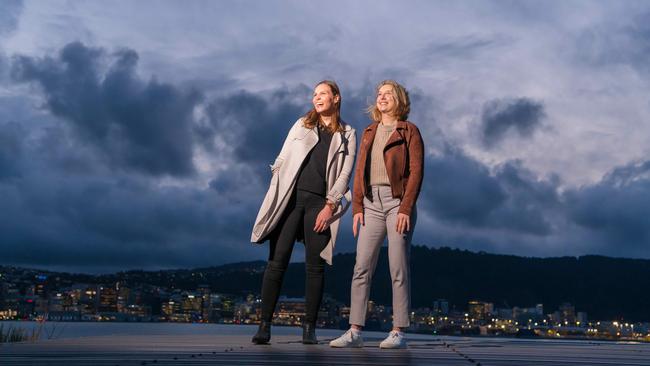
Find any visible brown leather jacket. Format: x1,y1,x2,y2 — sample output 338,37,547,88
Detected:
352,120,424,216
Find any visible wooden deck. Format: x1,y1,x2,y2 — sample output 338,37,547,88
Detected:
2,329,650,365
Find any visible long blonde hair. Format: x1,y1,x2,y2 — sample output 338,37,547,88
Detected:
302,80,344,133
367,80,410,122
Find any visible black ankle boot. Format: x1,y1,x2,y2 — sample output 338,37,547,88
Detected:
252,321,271,344
302,323,318,344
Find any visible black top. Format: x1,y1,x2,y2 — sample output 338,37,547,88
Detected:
296,126,334,196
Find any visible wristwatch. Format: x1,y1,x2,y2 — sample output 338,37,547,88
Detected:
325,200,337,211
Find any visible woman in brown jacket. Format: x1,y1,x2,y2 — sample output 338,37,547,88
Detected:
330,80,424,349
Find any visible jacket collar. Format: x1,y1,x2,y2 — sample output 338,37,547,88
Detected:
364,121,407,148
365,120,407,132
304,120,352,134
302,120,351,148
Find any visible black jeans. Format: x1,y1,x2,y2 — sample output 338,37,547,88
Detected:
260,189,330,325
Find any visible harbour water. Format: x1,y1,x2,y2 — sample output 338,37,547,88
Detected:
2,321,639,345
0,321,299,341
1,321,439,342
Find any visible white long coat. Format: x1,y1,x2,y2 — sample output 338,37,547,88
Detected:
250,118,356,265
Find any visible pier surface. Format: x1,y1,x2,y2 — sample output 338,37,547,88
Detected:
1,326,649,365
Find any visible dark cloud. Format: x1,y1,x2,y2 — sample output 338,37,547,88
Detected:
0,42,267,273
480,97,545,147
420,146,559,236
203,82,377,185
489,160,560,235
205,86,308,180
4,38,650,272
0,74,441,272
422,146,506,226
34,126,101,175
0,172,257,273
10,41,202,177
418,145,650,258
0,75,339,272
566,160,650,256
0,121,26,179
4,48,373,272
0,114,258,272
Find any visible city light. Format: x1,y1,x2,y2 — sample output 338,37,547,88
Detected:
1,268,649,342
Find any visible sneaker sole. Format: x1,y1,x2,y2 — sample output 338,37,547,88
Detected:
329,343,363,348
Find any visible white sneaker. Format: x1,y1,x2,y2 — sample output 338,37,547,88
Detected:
379,330,407,349
329,329,364,348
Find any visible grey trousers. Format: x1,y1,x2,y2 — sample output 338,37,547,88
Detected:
349,185,416,328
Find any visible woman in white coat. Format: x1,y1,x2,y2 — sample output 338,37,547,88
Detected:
250,80,356,345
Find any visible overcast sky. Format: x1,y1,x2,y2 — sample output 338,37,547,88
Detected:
1,0,649,273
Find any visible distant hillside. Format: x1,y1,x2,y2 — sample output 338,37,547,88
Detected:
324,246,650,322
3,246,650,321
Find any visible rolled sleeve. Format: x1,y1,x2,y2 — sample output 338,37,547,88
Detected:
398,124,424,216
326,129,356,206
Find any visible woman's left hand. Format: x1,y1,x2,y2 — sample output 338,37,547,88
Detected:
396,213,410,234
314,204,334,232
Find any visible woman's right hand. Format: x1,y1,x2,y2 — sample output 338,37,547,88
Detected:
352,212,364,238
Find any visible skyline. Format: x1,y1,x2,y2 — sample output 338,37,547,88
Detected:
1,249,647,324
1,1,650,272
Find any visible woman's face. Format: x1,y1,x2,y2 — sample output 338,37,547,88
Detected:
312,83,338,115
376,84,398,116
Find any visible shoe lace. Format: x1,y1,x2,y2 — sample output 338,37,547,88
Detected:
347,329,355,340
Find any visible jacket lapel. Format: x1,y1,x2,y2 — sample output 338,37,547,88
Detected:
384,120,406,149
327,130,344,170
302,126,319,151
364,123,379,149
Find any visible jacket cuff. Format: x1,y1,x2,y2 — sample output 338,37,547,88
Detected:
352,202,363,215
326,190,343,204
398,204,413,216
